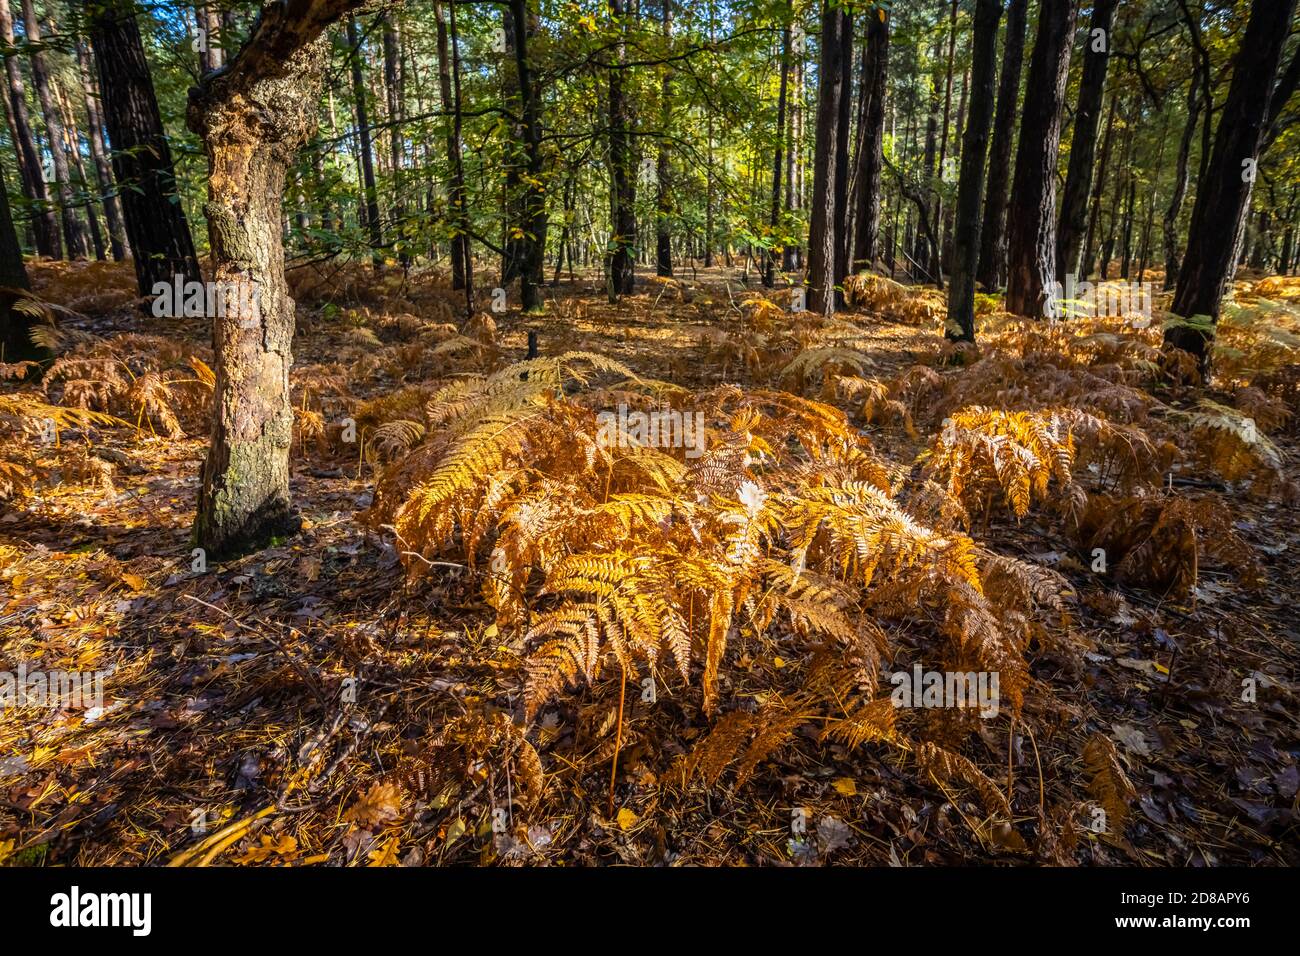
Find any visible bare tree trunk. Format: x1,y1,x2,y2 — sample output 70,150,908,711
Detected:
0,165,42,363
806,1,850,316
782,24,802,273
346,17,382,263
763,14,790,288
1163,77,1200,290
1004,0,1076,317
21,0,88,259
190,0,366,559
850,7,887,276
76,38,127,261
655,0,674,278
607,0,635,300
508,0,546,311
87,0,201,296
434,0,470,295
1057,0,1116,279
0,0,57,258
946,0,1001,343
975,0,1026,291
1166,0,1298,371
382,13,408,266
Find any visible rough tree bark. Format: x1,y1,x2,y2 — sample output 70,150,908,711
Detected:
806,1,850,316
975,0,1027,291
946,0,1001,343
0,0,58,258
1165,0,1298,371
1004,0,1076,318
508,0,545,311
0,165,42,364
87,0,200,296
850,6,887,276
189,0,365,558
1056,0,1116,280
434,0,470,295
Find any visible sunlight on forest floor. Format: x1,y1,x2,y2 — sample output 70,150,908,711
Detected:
1,258,1298,866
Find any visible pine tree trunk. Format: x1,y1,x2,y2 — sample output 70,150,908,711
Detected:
508,0,546,311
850,8,887,276
382,13,407,266
1057,0,1116,279
607,0,635,300
655,0,674,279
946,0,1001,343
0,0,58,258
975,0,1026,291
1004,0,1076,317
190,0,364,559
1163,77,1200,290
346,17,383,263
0,165,42,364
806,1,850,316
76,38,128,261
1166,0,1298,370
87,0,201,296
763,16,790,289
434,0,470,295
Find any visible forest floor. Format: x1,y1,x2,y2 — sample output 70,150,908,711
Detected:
1,257,1297,866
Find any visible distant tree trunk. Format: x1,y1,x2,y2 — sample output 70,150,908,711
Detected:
346,17,382,263
508,0,545,311
763,15,790,289
1166,0,1297,371
832,11,853,291
1082,96,1117,279
656,0,674,278
946,0,1001,343
1119,173,1136,279
1056,0,1116,279
382,13,407,266
190,0,365,559
0,0,57,258
434,0,470,295
0,166,42,363
806,1,850,316
850,7,888,276
21,0,89,259
87,0,201,296
1004,0,1076,318
57,79,105,260
76,38,127,261
1163,77,1200,290
783,31,803,273
607,0,635,300
975,0,1026,291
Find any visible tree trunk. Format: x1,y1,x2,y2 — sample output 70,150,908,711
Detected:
1163,77,1200,290
382,13,407,266
0,165,42,364
806,1,850,316
656,0,674,278
850,7,887,276
56,77,105,260
508,0,546,311
21,0,88,259
346,17,382,263
607,0,635,300
1056,0,1116,280
975,0,1026,291
87,0,201,296
434,0,470,296
1082,95,1118,279
76,38,128,261
1004,0,1076,318
0,0,57,258
1166,0,1298,370
763,15,790,288
782,24,803,273
946,0,1001,343
189,0,365,559
832,10,853,291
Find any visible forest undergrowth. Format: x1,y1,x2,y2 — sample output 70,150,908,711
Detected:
1,258,1297,866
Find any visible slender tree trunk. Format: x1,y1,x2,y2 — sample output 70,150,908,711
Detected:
975,0,1026,291
346,17,382,263
508,0,546,311
76,38,127,261
21,0,88,259
1166,0,1298,370
656,0,674,278
607,0,635,299
434,0,470,294
382,13,407,266
57,80,105,260
806,1,850,316
87,0,201,296
1163,77,1200,290
190,0,365,559
946,0,1001,343
832,7,853,295
1057,0,1116,279
0,165,42,363
850,7,887,276
0,0,57,258
763,15,790,288
1004,0,1076,317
